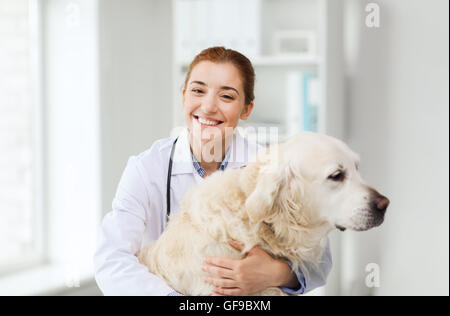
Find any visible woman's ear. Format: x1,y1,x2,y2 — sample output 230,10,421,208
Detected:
240,102,254,121
181,88,186,108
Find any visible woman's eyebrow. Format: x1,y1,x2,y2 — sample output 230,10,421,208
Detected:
190,81,239,95
220,86,239,95
190,80,206,86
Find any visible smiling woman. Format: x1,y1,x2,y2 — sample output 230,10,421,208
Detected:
183,60,254,174
181,48,256,173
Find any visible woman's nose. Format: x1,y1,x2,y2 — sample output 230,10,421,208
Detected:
201,94,218,113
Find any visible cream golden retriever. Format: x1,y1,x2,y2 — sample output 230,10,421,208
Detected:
138,132,389,295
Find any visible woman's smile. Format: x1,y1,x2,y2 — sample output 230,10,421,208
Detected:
193,115,224,127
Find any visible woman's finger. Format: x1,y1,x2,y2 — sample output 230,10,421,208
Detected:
204,276,238,288
228,239,245,252
213,287,243,296
202,263,235,279
204,256,239,270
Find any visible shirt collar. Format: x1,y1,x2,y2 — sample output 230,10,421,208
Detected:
171,127,255,175
191,147,230,177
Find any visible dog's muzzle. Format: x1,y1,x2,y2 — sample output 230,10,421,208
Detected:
337,192,390,232
361,193,390,230
370,194,389,219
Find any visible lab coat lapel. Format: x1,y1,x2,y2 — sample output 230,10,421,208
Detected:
171,127,262,174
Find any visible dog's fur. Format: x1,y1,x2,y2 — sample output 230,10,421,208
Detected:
138,132,389,295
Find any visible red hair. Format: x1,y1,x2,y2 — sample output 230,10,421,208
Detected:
184,47,255,105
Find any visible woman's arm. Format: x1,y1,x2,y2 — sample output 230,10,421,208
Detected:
94,209,176,295
299,237,333,293
93,156,176,296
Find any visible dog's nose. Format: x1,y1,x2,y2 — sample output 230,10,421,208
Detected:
375,196,390,212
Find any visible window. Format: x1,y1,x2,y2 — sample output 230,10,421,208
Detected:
0,0,43,272
0,0,100,294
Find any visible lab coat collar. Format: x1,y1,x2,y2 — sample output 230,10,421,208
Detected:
171,127,249,175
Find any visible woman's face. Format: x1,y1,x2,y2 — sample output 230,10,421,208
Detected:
182,61,254,149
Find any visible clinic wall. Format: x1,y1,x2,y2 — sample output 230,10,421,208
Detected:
343,0,449,295
98,0,173,216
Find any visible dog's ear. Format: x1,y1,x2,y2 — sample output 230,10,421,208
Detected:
245,147,297,223
245,163,282,223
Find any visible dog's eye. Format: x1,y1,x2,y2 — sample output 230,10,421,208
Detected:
328,170,346,182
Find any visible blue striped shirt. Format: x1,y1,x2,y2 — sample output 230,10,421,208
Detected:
191,149,231,177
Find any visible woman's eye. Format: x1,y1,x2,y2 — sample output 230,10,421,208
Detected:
192,89,203,94
328,170,346,182
222,95,234,100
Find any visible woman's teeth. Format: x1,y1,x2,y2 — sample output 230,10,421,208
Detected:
196,116,222,126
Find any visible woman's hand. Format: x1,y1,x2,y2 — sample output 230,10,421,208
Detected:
202,240,299,296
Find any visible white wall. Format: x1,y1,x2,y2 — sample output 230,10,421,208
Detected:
98,0,173,216
343,0,449,295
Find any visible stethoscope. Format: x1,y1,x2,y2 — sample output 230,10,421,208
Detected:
166,137,179,220
166,135,246,220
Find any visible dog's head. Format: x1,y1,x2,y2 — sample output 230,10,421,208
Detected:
245,132,389,232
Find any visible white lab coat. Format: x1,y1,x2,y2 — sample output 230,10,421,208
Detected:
94,127,331,295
